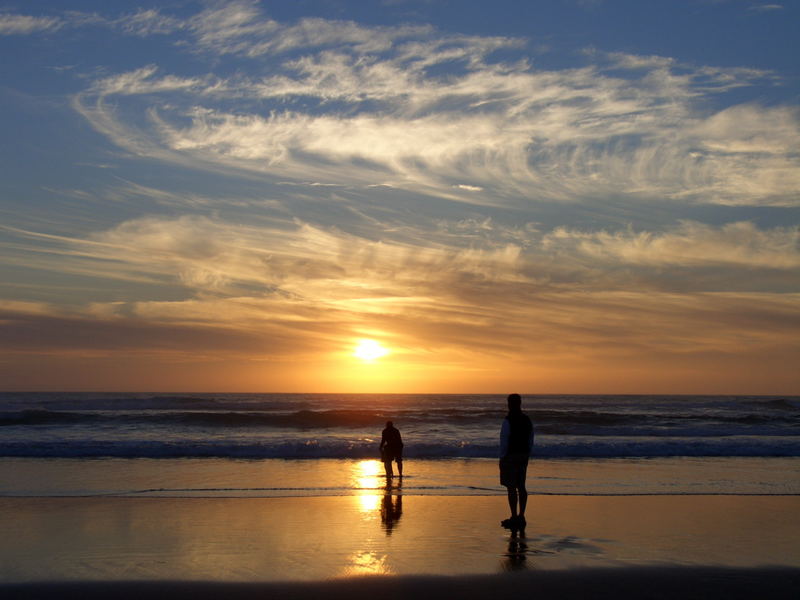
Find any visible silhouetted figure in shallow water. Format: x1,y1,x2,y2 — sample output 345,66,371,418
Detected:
499,393,533,530
380,420,403,479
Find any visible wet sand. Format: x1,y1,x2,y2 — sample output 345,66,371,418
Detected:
2,494,799,585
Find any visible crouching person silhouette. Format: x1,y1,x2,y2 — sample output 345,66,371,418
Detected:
380,420,403,479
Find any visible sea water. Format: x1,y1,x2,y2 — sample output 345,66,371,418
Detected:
1,392,798,497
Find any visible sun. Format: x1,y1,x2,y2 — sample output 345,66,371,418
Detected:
353,339,389,361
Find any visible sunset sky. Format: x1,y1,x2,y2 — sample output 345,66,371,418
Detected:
1,0,798,393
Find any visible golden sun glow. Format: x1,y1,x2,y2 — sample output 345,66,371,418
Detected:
353,339,389,361
353,460,382,489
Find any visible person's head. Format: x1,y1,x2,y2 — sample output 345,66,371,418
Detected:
507,393,522,412
386,420,393,428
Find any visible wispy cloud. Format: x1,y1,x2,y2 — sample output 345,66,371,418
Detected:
0,7,184,38
0,13,63,35
187,0,437,57
748,4,783,12
89,65,207,96
543,221,800,270
69,4,797,208
115,8,183,37
2,215,797,363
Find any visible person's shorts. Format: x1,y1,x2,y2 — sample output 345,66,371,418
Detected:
499,453,529,488
382,447,403,462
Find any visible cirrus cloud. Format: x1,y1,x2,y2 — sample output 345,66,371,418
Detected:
0,13,63,35
71,3,797,208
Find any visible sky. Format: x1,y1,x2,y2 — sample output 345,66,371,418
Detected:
0,0,798,394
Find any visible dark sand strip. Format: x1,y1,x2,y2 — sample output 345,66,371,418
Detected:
4,567,800,600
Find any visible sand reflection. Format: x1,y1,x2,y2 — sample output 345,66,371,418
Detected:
380,485,403,535
342,461,396,577
501,529,529,572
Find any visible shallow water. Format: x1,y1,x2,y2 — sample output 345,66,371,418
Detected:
1,456,798,497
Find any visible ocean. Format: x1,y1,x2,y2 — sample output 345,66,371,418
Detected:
2,393,799,497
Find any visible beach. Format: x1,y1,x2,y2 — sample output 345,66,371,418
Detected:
2,393,799,596
2,493,800,597
3,493,800,579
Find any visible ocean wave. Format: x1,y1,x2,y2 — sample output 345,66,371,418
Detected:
2,407,797,430
759,398,800,411
0,409,392,428
2,437,799,459
535,424,798,437
2,394,798,461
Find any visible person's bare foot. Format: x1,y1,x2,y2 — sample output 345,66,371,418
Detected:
501,515,526,529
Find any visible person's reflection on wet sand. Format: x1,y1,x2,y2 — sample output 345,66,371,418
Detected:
380,480,403,535
501,526,529,571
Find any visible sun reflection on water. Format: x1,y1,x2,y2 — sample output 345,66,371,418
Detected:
353,459,383,512
353,459,382,489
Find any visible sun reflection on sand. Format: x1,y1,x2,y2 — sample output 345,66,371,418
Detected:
358,494,381,512
341,550,392,576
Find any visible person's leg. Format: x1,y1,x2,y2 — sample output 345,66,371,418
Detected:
517,461,529,519
384,459,393,478
506,486,518,518
518,485,528,517
397,457,403,477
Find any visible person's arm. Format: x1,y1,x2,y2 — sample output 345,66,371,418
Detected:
380,430,386,450
499,418,509,458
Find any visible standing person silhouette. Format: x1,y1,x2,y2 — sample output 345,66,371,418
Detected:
380,420,403,479
499,393,533,529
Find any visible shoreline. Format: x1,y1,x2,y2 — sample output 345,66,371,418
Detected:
3,456,798,497
4,492,800,499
